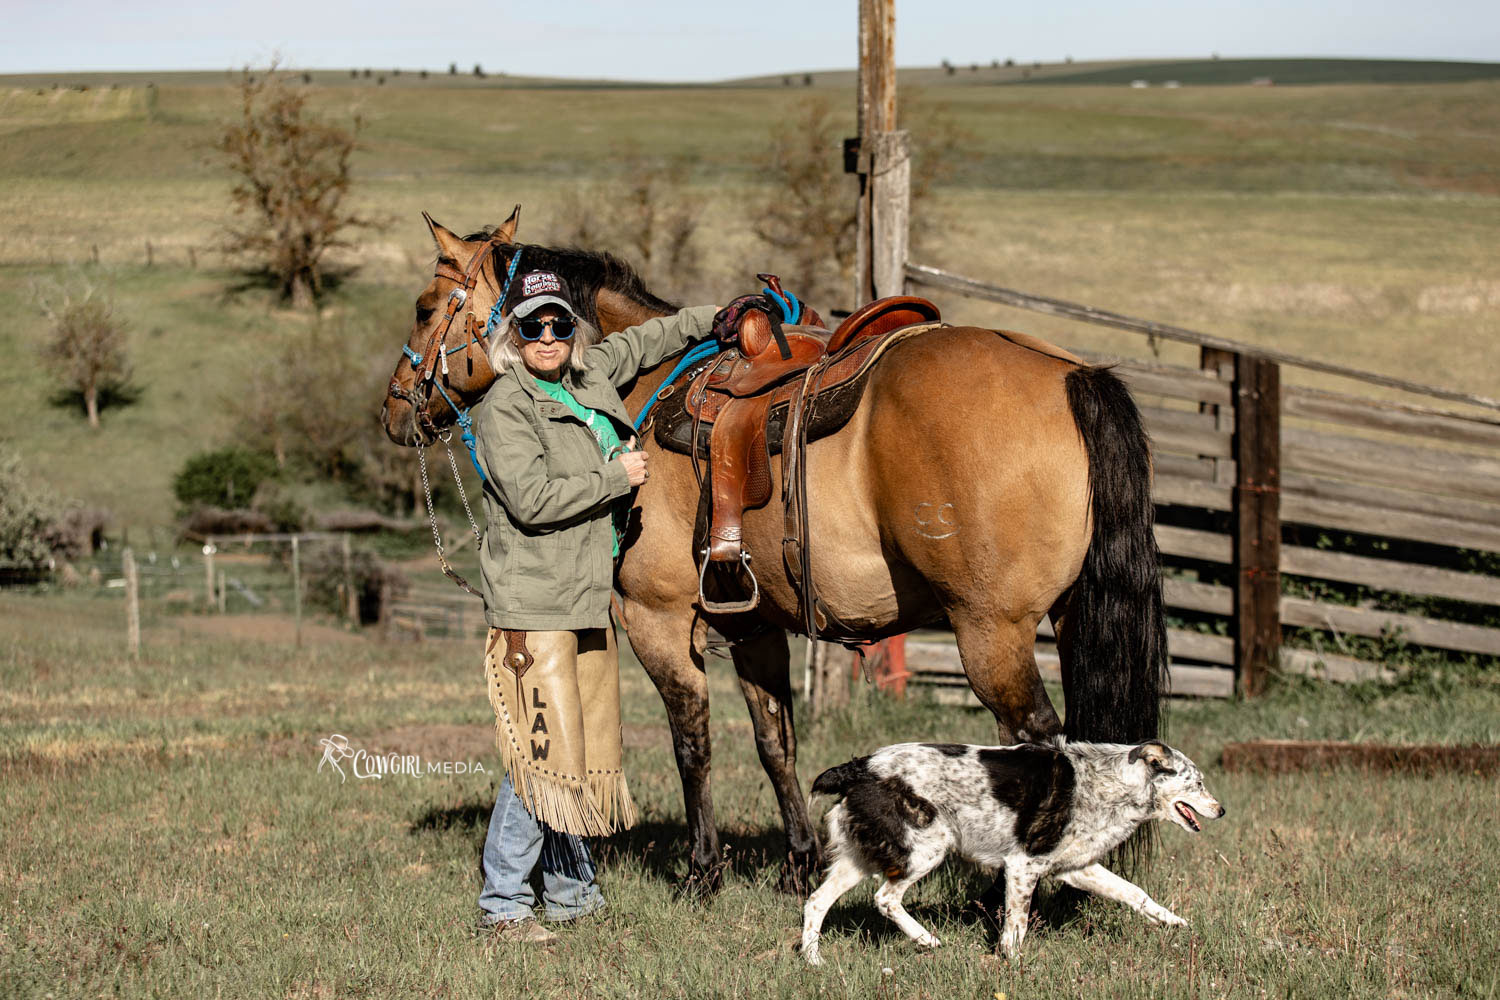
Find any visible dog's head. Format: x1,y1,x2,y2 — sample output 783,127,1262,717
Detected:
1128,742,1225,834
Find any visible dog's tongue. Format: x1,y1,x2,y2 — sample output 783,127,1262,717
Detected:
1175,802,1201,831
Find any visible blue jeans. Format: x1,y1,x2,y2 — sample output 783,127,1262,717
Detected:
478,774,605,924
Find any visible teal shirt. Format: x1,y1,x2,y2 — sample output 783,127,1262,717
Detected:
534,375,629,556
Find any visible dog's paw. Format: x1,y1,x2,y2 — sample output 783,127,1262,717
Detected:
916,932,941,950
1151,909,1188,927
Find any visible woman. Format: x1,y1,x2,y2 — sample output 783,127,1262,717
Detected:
472,268,722,944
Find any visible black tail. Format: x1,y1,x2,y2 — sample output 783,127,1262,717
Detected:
810,757,872,798
1061,366,1169,745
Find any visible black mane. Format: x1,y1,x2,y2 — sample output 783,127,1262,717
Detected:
459,231,680,329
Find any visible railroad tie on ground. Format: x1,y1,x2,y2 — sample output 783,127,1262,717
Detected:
1221,739,1500,776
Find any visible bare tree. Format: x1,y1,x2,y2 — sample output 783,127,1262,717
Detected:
751,98,858,310
216,65,375,307
746,94,974,313
35,275,132,429
553,144,707,300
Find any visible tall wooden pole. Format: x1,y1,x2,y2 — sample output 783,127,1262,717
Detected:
852,0,910,305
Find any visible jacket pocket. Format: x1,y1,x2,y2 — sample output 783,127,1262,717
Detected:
501,532,575,612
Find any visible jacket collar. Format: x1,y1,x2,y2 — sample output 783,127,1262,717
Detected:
500,363,632,427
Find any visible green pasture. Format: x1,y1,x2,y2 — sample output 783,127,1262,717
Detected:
3,590,1498,998
1,71,1499,531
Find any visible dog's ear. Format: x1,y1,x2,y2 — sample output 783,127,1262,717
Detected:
1128,741,1176,774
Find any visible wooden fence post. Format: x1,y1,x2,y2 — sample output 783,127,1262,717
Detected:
123,547,140,658
341,533,357,624
203,538,216,607
1232,354,1281,697
291,535,303,648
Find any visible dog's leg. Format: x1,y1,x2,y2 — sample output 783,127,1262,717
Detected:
1000,859,1043,959
871,835,948,951
1058,863,1187,927
800,854,866,966
873,878,939,951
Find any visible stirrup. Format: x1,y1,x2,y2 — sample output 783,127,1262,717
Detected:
697,547,760,614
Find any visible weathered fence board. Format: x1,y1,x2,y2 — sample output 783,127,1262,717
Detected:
1282,470,1500,526
1280,597,1500,657
1283,426,1500,505
1283,385,1500,450
1280,545,1500,606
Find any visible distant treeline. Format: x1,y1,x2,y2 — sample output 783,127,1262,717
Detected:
1012,58,1500,87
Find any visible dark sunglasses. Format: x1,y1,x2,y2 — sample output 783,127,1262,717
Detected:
516,317,577,341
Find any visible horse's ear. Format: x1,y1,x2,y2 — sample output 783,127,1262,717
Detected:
422,211,467,259
495,204,521,244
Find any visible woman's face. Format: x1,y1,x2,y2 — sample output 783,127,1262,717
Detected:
517,305,574,380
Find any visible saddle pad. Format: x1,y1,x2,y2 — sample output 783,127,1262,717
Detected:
651,322,944,459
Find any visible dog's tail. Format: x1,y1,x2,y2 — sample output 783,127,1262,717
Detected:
808,757,871,805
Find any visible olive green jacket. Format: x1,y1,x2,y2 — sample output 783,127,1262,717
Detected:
474,305,717,630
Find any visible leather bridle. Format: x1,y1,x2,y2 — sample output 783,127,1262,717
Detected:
388,236,522,442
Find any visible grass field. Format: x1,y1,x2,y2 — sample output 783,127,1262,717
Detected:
2,68,1498,531
3,591,1499,998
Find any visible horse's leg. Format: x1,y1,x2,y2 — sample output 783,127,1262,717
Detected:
949,611,1061,744
727,628,821,895
624,600,723,896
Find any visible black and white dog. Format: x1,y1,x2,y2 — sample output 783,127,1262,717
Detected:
800,739,1224,965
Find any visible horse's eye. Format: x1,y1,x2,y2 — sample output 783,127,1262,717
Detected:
416,306,435,324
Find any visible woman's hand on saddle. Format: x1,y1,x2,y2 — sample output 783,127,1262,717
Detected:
617,437,649,487
710,294,779,345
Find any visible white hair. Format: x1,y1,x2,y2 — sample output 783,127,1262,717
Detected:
486,313,601,377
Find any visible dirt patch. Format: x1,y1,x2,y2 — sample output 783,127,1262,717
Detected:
168,613,365,645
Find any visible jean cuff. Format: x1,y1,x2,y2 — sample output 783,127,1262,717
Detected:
478,906,535,926
541,896,606,923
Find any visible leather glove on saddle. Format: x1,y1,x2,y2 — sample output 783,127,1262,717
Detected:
711,294,791,360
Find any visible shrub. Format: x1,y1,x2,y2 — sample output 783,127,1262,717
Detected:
0,449,60,569
174,447,277,510
301,541,408,624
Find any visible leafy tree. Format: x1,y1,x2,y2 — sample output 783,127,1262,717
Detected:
34,274,134,428
216,65,376,307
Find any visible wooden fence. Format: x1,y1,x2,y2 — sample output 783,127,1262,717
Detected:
903,263,1500,701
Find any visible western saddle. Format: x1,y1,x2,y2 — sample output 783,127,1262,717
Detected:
647,278,943,633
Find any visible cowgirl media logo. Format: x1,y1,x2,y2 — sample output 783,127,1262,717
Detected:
317,734,488,783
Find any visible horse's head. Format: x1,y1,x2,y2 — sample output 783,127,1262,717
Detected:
381,207,521,446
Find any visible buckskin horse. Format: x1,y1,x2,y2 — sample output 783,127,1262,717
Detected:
382,209,1167,893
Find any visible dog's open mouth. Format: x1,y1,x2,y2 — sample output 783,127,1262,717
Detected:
1174,802,1202,832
